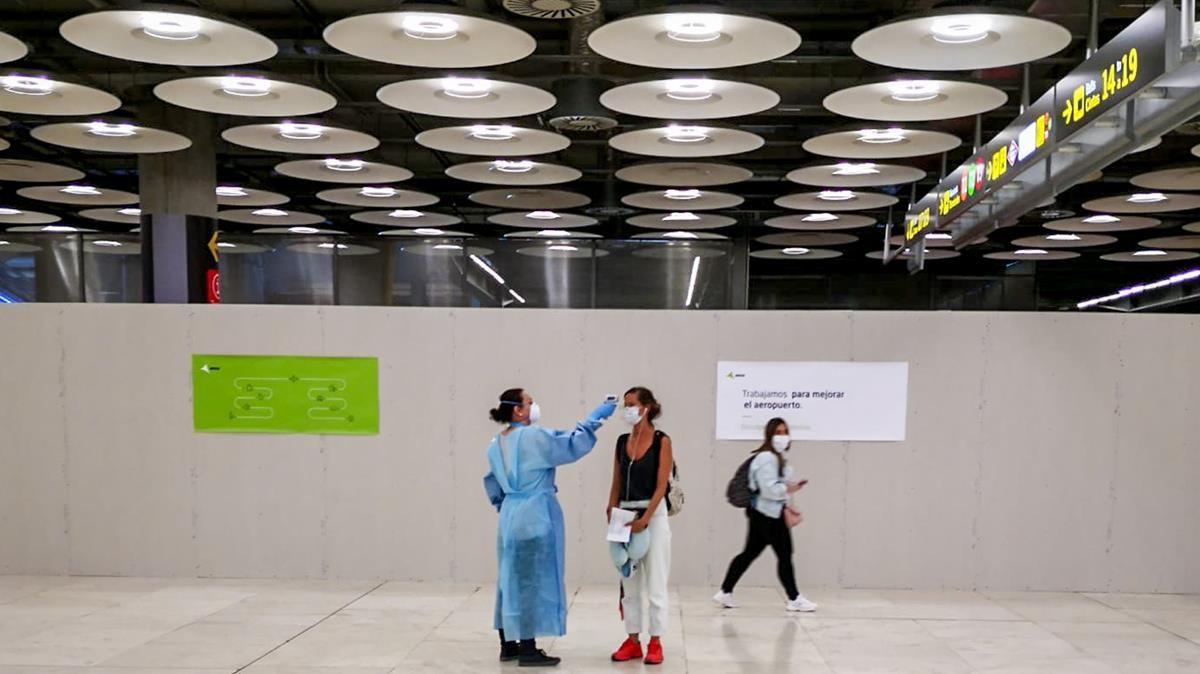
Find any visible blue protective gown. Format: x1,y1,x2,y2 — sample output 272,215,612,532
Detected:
483,419,601,640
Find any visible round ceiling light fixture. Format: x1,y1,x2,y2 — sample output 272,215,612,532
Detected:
470,125,516,141
662,231,700,239
360,186,397,198
413,227,446,236
139,12,204,41
389,210,423,219
858,128,906,144
888,79,940,102
781,247,810,256
2,75,53,96
802,213,839,222
664,13,724,43
665,78,715,101
833,163,880,176
493,159,535,173
664,125,710,143
86,121,137,138
818,190,855,201
278,122,324,140
117,207,142,216
401,14,460,40
1133,249,1168,257
663,211,701,222
60,185,101,196
526,211,561,220
929,15,992,44
252,208,288,217
442,77,492,99
324,158,365,172
1046,233,1082,241
1082,215,1121,224
289,226,320,234
664,189,702,200
1127,192,1167,204
220,76,271,97
1014,248,1048,255
216,186,247,197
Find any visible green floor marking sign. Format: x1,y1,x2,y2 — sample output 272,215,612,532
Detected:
193,355,379,435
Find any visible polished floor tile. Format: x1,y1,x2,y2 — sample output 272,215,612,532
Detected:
0,577,1196,673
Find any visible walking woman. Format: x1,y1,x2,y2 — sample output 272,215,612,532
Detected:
483,388,616,667
608,387,673,666
713,417,818,613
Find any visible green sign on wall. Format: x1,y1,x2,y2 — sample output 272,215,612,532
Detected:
192,355,379,435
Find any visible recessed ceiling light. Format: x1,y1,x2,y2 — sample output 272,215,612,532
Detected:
42,225,79,232
413,228,445,236
217,242,237,249
1,75,54,96
442,77,492,99
86,122,137,138
665,78,715,101
278,122,324,140
1047,233,1081,241
857,128,906,144
139,12,203,41
547,244,578,252
663,212,701,221
802,213,839,222
324,158,364,172
927,232,953,240
1127,192,1167,204
216,186,247,198
664,189,702,200
832,163,879,176
60,185,100,196
1082,214,1121,224
220,77,271,97
401,14,459,40
526,211,560,220
818,190,855,201
1014,248,1048,255
1133,249,1168,256
117,207,142,216
289,226,319,234
470,125,516,141
664,13,724,43
389,210,423,218
888,80,940,102
664,125,709,143
435,243,463,250
252,208,288,217
662,231,700,239
536,229,571,237
318,242,349,249
929,15,992,44
0,208,22,216
493,160,534,173
781,247,810,256
93,240,123,247
0,241,9,245
360,186,397,198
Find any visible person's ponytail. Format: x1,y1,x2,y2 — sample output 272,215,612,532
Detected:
489,388,524,424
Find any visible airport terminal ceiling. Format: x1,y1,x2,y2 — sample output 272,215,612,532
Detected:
1,0,1198,310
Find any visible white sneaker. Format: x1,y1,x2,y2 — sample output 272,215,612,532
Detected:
786,595,818,612
711,590,737,608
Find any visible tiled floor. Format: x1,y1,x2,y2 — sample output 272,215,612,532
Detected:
1,576,1198,673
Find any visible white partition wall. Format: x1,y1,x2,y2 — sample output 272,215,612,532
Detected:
1,305,1197,593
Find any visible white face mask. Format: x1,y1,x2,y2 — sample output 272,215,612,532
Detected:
771,435,791,452
527,402,541,425
622,406,643,426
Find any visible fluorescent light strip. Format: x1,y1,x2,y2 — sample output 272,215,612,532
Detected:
684,255,700,307
470,254,506,285
1077,268,1200,309
509,288,526,304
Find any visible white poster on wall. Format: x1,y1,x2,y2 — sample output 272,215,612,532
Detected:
716,361,909,441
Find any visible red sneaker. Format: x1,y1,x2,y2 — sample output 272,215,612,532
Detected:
611,637,643,662
644,639,663,665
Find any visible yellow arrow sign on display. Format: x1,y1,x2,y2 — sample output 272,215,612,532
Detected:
207,231,220,263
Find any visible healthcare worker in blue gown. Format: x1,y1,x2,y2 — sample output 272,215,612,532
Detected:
484,387,616,668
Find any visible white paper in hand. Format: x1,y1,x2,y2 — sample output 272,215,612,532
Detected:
606,507,636,543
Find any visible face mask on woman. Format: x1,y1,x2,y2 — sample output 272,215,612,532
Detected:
622,406,643,426
771,434,791,452
527,402,541,425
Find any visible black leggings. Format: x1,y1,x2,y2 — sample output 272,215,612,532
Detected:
720,508,799,601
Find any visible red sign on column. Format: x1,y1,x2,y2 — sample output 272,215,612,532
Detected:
206,269,221,304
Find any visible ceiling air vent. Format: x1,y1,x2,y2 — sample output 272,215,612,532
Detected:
503,0,601,20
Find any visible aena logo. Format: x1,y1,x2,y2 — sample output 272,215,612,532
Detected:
725,371,746,380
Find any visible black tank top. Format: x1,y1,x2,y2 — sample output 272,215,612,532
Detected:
616,430,666,502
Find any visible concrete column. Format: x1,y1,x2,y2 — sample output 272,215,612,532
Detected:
137,103,219,303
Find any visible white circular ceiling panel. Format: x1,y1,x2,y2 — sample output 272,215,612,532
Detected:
1083,193,1200,214
610,125,763,158
824,80,1006,122
1043,215,1160,233
775,190,899,212
852,11,1072,71
469,188,590,210
324,8,535,68
751,248,843,261
786,162,925,188
1101,250,1199,262
445,160,580,186
0,208,60,225
984,250,1080,261
1011,233,1117,248
587,8,801,69
764,213,875,231
218,209,325,226
415,125,569,157
1138,235,1200,250
353,211,462,228
153,76,336,117
1130,167,1200,191
59,9,276,66
615,161,752,187
758,232,858,247
627,212,736,231
216,186,288,207
621,189,743,211
0,159,85,183
487,211,597,228
316,187,437,208
600,78,779,119
31,121,192,154
222,123,379,155
866,248,960,261
377,77,554,119
1,31,28,63
17,185,138,206
803,128,962,159
79,207,142,225
0,75,121,116
378,227,471,237
275,159,412,185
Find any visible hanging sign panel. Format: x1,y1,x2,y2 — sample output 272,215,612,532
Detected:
193,354,379,435
715,361,909,441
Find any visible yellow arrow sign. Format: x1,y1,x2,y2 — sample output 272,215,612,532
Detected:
207,231,219,263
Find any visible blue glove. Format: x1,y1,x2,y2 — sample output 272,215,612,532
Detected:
588,401,617,423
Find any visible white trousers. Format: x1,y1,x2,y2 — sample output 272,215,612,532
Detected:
621,507,671,636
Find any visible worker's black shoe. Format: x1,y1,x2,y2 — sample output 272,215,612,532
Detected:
518,649,561,667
